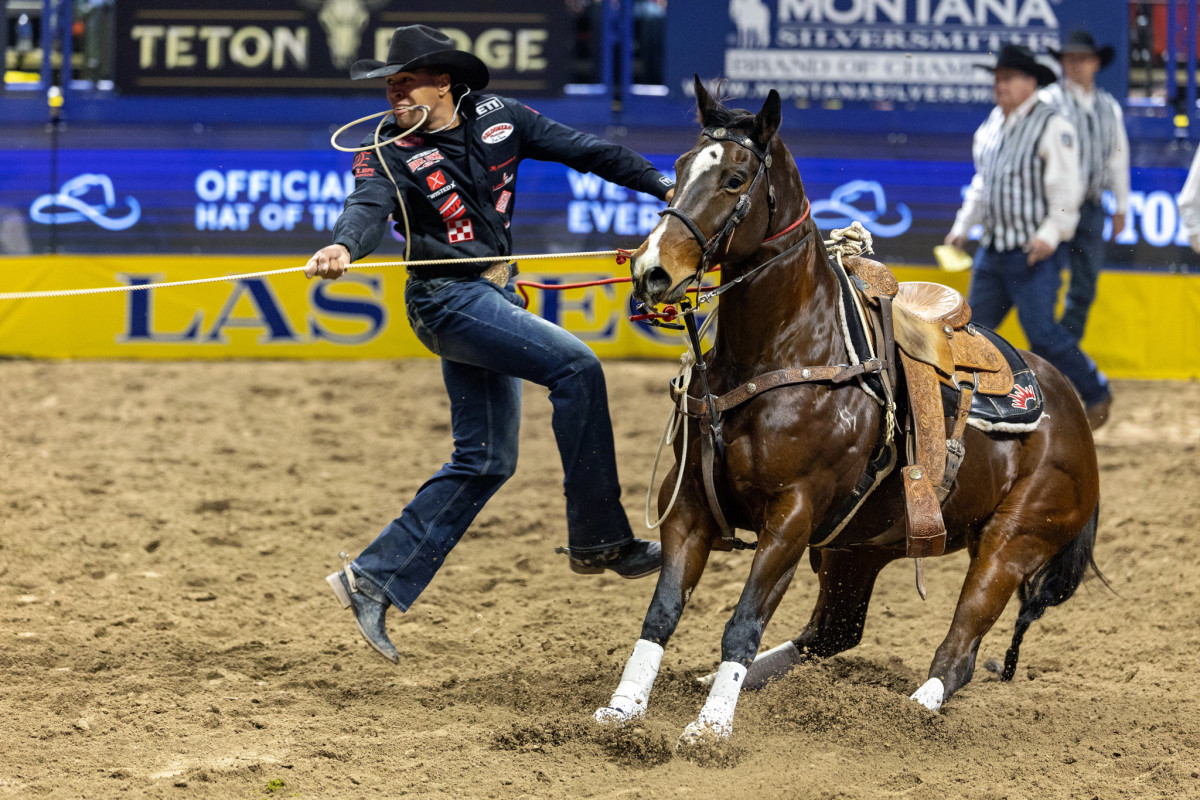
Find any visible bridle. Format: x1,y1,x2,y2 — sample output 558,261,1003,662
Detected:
659,125,780,278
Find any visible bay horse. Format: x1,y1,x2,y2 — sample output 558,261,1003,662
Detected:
594,78,1103,745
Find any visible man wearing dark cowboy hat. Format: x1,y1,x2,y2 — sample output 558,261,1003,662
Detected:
307,24,675,663
945,43,1113,430
1040,29,1130,345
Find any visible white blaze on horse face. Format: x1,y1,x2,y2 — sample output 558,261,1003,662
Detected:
637,143,724,278
593,638,664,725
637,225,668,279
682,142,726,188
679,660,747,743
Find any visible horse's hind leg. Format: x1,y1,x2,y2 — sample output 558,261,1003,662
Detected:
912,517,1067,711
738,546,896,689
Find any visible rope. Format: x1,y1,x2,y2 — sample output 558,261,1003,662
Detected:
644,307,717,529
0,250,626,301
329,106,430,263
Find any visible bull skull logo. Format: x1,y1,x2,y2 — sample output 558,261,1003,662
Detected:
299,0,390,70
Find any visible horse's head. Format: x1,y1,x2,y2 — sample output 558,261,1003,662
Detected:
631,77,785,306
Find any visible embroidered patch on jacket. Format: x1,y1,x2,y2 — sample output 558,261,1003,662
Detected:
495,190,512,214
489,156,516,173
352,152,374,178
426,170,447,192
405,149,444,172
1008,384,1037,409
475,97,503,117
439,193,465,221
482,123,514,144
447,218,474,243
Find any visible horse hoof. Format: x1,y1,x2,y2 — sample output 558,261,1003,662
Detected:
677,720,729,748
593,705,641,726
910,677,945,711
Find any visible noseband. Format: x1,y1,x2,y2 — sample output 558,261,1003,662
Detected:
660,126,779,274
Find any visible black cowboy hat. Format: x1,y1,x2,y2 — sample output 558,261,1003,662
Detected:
1049,30,1116,70
349,24,489,89
979,43,1057,87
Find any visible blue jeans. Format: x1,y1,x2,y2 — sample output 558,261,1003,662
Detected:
1060,200,1106,341
968,245,1110,406
350,274,635,610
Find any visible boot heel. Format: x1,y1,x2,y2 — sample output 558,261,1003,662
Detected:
568,562,605,576
326,571,352,609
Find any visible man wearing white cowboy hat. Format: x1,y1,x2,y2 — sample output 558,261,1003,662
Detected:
308,24,676,664
945,43,1113,430
1039,29,1131,344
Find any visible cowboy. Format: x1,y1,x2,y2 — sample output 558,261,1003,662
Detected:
945,43,1113,430
308,25,674,663
1039,30,1131,343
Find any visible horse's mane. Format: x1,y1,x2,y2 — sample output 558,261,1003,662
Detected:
698,101,755,132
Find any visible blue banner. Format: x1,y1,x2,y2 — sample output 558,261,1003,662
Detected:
668,0,1128,107
0,139,1194,273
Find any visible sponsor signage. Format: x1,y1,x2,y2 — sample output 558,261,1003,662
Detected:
1,255,1196,380
668,0,1127,107
2,141,1197,272
114,0,569,94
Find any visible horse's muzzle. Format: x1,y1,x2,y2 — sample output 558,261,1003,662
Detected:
634,264,689,306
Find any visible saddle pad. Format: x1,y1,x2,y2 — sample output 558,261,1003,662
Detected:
940,326,1043,431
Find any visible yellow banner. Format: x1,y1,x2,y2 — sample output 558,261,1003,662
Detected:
0,255,1196,379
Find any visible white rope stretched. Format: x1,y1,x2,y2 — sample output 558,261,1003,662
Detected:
0,250,624,301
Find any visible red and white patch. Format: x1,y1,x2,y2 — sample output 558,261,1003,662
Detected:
392,135,424,148
1008,384,1037,409
405,148,444,172
495,190,512,214
439,193,465,221
426,170,447,192
446,218,474,243
481,123,514,144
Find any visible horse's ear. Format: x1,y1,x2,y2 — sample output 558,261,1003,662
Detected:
753,90,782,148
694,74,721,127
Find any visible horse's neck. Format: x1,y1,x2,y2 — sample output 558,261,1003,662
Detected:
712,222,846,377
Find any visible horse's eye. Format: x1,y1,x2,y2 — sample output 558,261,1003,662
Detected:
725,176,745,190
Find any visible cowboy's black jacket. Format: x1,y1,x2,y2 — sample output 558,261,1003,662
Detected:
332,94,674,276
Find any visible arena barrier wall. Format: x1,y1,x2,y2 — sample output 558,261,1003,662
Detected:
1,255,1197,380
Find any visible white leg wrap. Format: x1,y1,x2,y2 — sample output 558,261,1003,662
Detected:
698,640,800,688
593,639,664,725
681,661,747,742
910,677,945,711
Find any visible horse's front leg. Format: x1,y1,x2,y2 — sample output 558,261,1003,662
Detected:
594,486,718,725
680,500,810,743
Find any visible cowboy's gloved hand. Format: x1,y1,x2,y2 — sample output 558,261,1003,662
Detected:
306,244,351,280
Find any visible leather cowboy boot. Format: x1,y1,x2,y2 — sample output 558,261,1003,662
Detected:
327,566,400,664
559,538,663,579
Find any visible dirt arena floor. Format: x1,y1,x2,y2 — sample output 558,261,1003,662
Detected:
1,359,1198,799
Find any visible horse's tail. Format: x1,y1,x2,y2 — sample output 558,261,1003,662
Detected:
998,505,1109,681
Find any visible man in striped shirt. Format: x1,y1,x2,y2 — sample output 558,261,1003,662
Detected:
946,44,1113,430
1040,30,1130,343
